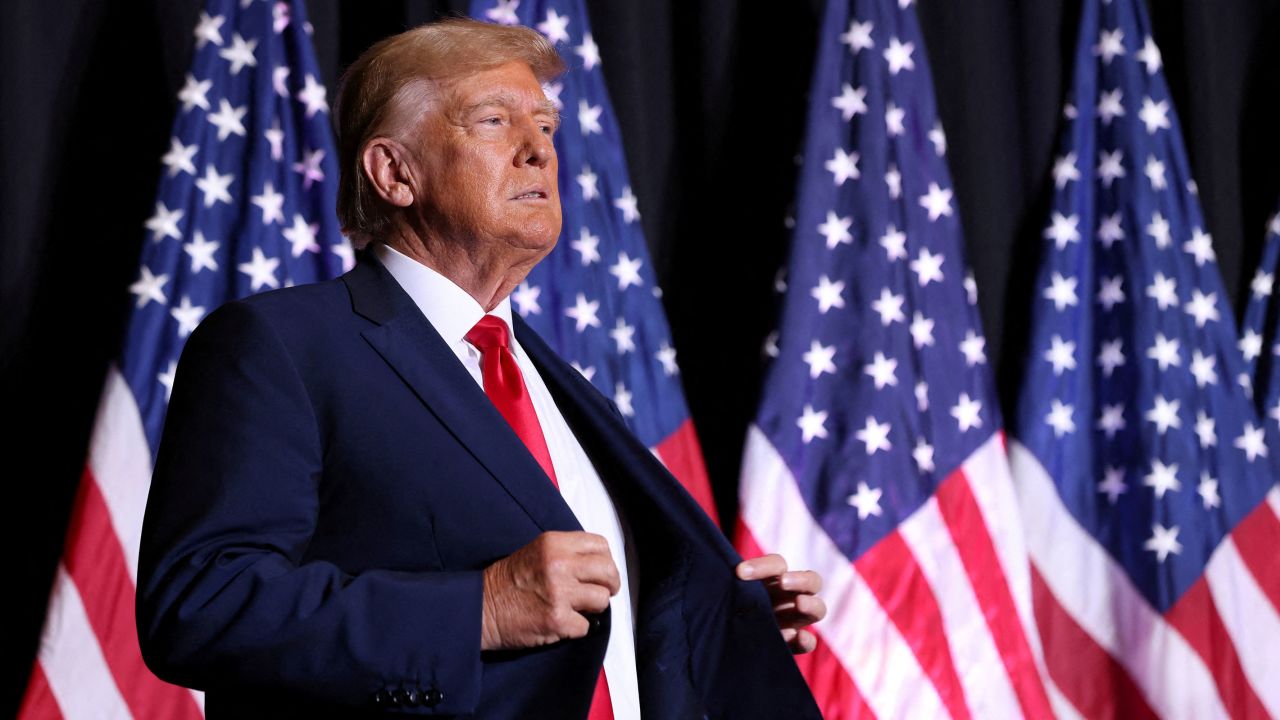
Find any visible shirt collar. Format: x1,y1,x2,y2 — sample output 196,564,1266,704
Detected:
373,241,516,349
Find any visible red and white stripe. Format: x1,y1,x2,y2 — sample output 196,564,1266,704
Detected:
738,427,1052,719
19,367,204,720
1010,441,1280,720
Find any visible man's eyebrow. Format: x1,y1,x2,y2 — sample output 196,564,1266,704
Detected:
459,92,561,128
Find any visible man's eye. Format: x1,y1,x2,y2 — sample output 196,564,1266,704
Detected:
482,116,503,126
540,125,554,135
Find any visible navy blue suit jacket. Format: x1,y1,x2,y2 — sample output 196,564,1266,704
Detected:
136,248,820,718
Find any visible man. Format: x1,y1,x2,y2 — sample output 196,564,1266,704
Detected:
137,18,824,719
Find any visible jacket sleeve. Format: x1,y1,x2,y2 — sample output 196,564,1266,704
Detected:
136,299,483,714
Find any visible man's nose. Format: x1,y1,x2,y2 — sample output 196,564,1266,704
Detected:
516,118,554,168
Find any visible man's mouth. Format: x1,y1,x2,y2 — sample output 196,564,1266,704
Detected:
512,189,548,200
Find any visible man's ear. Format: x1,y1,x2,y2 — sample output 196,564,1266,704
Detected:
360,138,415,208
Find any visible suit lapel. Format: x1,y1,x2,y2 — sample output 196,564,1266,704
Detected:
342,248,581,534
513,314,741,569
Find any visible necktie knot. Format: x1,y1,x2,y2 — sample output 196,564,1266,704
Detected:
465,314,511,351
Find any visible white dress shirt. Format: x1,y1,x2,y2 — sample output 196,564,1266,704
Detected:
374,242,641,719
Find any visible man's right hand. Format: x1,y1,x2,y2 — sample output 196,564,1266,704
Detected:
480,531,620,651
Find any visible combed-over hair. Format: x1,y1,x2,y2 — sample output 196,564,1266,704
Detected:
335,18,565,247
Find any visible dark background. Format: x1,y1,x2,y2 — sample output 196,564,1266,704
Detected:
3,0,1278,712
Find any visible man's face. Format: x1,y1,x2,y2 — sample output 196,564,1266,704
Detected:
406,61,562,258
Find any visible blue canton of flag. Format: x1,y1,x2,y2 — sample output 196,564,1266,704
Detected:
471,0,716,519
124,0,350,459
1010,0,1280,716
1240,207,1280,431
737,0,1051,717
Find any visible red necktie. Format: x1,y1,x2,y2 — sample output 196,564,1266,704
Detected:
465,315,614,720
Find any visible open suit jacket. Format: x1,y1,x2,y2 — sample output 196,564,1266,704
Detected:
136,248,821,719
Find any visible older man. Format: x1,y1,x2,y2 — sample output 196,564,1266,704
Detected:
138,18,823,719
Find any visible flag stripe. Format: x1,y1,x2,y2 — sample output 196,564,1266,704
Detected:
1203,536,1280,717
652,419,718,524
1230,487,1280,614
897,495,1022,719
957,434,1051,681
33,567,133,720
1030,564,1158,720
1043,676,1087,720
66,467,204,720
1164,577,1269,720
856,530,972,720
87,367,155,582
933,473,1055,719
736,524,878,720
739,426,946,719
1011,442,1229,719
16,662,65,720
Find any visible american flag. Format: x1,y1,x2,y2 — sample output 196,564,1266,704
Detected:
734,0,1053,716
1240,207,1280,433
18,1,349,717
471,0,718,522
1009,0,1280,716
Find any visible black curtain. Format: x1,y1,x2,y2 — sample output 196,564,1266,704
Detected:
3,0,1277,711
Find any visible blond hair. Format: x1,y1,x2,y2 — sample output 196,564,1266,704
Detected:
335,18,565,247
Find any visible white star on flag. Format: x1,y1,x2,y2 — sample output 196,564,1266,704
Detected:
513,282,541,316
811,275,846,313
802,340,837,379
832,83,868,120
883,37,915,74
207,99,247,140
184,231,220,273
146,202,184,242
1144,524,1182,562
536,9,571,44
918,183,953,221
130,266,169,308
565,293,601,331
161,138,198,177
195,165,234,208
194,12,225,49
613,187,640,223
825,148,860,185
864,352,898,389
847,482,884,520
237,247,280,291
818,211,853,249
608,252,644,291
571,227,601,265
855,416,893,454
839,19,874,54
296,74,328,117
219,33,258,75
950,393,983,432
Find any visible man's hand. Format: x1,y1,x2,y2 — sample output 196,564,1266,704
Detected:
736,554,826,654
481,531,621,651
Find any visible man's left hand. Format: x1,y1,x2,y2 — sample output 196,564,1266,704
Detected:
736,554,826,654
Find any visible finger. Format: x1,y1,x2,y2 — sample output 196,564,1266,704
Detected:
567,531,612,557
572,554,621,595
774,594,827,628
551,606,592,640
789,628,818,655
568,581,614,614
737,553,787,580
778,569,822,595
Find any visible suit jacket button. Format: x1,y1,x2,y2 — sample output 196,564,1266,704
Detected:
373,689,392,706
589,615,602,631
424,687,444,707
392,688,413,706
403,688,421,707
